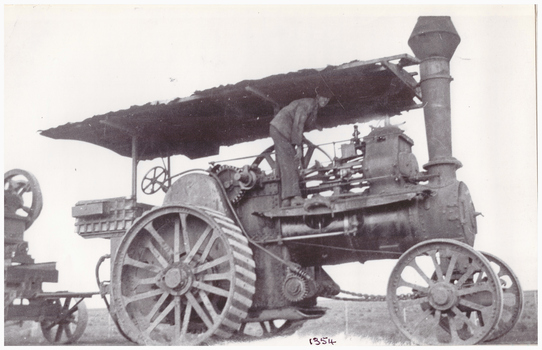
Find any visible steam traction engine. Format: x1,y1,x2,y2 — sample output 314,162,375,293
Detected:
40,17,523,345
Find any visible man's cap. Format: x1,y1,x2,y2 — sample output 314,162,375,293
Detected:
315,87,333,98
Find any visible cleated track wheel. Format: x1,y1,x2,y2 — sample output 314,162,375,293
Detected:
387,239,503,345
40,298,88,344
110,205,256,345
482,252,523,342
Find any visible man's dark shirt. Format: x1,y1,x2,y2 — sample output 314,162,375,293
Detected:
270,98,319,146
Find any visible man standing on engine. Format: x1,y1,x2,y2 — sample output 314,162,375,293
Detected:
270,91,331,207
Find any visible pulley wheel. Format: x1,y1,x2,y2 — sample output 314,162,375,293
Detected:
4,169,43,229
387,239,503,345
110,205,256,345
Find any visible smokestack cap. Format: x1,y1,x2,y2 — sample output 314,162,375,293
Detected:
408,16,460,60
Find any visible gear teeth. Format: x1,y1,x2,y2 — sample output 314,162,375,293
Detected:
282,274,309,302
212,164,246,204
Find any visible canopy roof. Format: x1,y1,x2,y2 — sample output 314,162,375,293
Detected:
40,54,421,161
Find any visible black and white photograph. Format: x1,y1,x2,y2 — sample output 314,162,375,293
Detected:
4,4,537,346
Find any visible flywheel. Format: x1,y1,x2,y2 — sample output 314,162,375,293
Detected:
110,205,256,345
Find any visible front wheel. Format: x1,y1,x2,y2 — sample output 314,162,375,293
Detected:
387,239,503,345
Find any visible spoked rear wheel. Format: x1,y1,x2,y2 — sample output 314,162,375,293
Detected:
481,251,523,342
110,206,256,345
387,239,503,345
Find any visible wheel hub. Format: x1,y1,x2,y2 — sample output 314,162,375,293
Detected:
160,263,193,295
428,282,457,310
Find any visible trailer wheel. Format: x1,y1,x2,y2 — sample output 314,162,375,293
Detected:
387,239,503,345
40,298,88,344
481,252,523,342
110,205,256,345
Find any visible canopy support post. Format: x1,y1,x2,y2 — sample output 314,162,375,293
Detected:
132,135,138,200
167,156,171,190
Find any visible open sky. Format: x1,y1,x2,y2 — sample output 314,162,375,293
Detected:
4,4,537,310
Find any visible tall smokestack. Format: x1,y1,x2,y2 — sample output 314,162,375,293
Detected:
408,16,462,184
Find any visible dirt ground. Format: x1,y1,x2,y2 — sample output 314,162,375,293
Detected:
4,290,537,346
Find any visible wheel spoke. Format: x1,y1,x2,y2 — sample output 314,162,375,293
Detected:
186,291,214,329
451,306,477,329
174,215,181,263
180,213,190,257
174,297,181,342
145,240,170,268
184,226,213,264
455,264,478,288
458,298,487,312
124,256,161,273
449,316,460,343
142,180,153,192
264,154,276,169
194,254,230,274
143,299,176,336
199,232,219,263
135,276,159,287
410,307,432,330
457,283,493,296
409,260,432,286
180,299,192,341
443,252,458,283
198,290,218,319
192,281,230,298
399,277,429,294
54,324,63,342
125,288,164,304
425,309,442,343
202,272,232,282
145,223,174,257
144,292,169,324
429,250,444,282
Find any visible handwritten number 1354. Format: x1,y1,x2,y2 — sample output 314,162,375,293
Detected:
309,337,336,345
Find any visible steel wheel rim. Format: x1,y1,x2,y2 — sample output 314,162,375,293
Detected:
387,239,503,345
111,206,254,345
481,251,523,342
